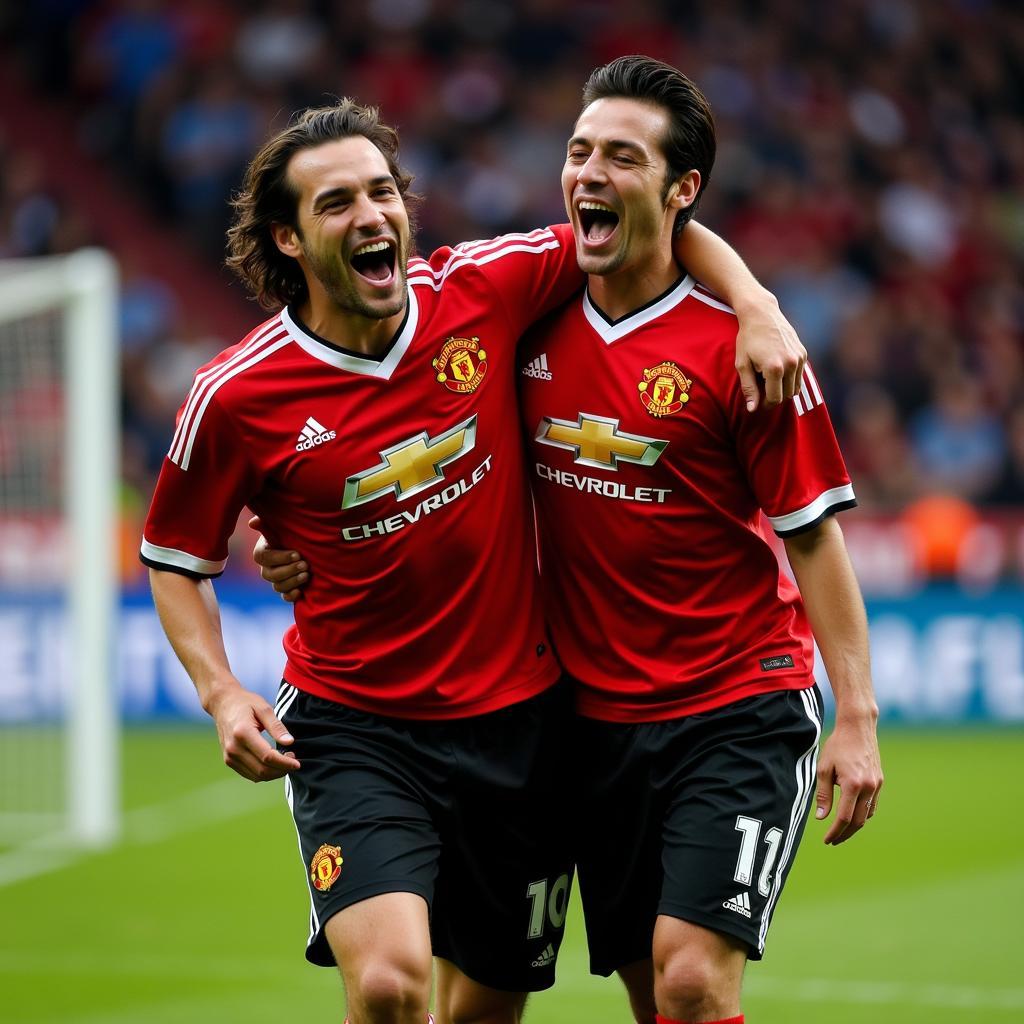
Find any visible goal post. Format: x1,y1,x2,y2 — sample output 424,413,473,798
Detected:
0,249,120,848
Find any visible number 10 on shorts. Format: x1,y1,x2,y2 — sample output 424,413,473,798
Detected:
525,874,570,938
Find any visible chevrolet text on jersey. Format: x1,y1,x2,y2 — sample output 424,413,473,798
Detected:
343,455,494,540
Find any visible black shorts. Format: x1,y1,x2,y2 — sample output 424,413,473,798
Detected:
571,686,823,976
277,681,574,992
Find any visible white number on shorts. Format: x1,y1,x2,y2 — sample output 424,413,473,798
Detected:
525,874,570,939
733,816,785,895
758,827,783,897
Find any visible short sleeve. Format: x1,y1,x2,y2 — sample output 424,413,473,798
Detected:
730,362,857,536
140,394,262,577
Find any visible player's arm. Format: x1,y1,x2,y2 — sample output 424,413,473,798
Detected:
674,220,806,411
149,568,300,780
782,517,883,845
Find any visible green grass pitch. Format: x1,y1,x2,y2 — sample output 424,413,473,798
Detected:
2,726,1022,1023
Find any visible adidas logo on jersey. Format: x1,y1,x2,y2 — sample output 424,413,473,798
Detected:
723,891,752,918
296,416,337,451
531,943,556,967
521,353,553,380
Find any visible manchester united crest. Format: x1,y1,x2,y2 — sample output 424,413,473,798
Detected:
638,361,692,418
433,337,488,393
310,843,344,892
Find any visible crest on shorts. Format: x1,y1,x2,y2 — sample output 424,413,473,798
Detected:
638,361,691,418
310,843,344,892
433,337,488,393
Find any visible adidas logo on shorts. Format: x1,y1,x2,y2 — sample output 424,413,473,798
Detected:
296,415,337,451
531,942,556,967
521,353,553,380
723,891,752,918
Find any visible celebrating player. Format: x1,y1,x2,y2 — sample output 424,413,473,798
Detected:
516,57,883,1024
144,97,807,1024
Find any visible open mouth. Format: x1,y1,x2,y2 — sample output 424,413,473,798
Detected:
578,201,619,245
350,240,397,284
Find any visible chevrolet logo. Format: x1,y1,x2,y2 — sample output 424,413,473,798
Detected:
535,412,667,470
343,415,477,508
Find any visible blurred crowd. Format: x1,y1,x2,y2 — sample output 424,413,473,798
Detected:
2,0,1024,523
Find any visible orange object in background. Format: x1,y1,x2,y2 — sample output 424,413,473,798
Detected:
902,493,980,578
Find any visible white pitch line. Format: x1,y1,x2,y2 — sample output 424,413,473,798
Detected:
0,777,280,887
746,975,1024,1011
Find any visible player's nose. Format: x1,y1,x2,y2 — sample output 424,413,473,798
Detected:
576,151,607,186
351,192,387,230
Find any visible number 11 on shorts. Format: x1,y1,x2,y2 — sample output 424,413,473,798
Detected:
734,815,784,896
525,874,570,938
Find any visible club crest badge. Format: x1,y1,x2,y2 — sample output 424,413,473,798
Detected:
310,843,344,892
433,337,488,393
638,361,692,418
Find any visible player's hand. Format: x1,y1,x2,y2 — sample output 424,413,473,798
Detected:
734,293,807,412
207,681,301,782
815,714,883,845
249,514,309,602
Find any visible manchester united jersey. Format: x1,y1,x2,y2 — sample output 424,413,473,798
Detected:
518,275,856,722
142,225,582,719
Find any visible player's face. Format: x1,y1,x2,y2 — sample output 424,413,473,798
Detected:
285,137,411,319
563,98,687,279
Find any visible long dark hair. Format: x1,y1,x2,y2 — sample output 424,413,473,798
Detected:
226,100,418,310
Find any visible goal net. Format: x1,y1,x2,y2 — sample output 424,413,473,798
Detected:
0,250,120,849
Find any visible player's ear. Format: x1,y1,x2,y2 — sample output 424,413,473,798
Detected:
271,222,303,258
667,170,700,211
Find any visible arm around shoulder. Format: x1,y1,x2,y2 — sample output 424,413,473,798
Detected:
673,220,806,409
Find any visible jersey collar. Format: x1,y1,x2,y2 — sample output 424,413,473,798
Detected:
583,274,695,344
280,284,419,378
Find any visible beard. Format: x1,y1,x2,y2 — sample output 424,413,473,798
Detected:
302,235,410,320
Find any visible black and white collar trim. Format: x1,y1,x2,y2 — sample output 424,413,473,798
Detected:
280,286,419,378
583,274,696,344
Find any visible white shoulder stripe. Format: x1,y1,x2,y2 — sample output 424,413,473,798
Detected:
690,288,736,315
169,318,286,464
140,538,226,576
793,363,825,416
456,228,556,256
806,363,823,404
410,238,561,279
766,484,856,535
406,239,561,289
173,333,293,471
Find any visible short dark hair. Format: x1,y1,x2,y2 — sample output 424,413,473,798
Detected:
226,99,418,310
581,55,716,230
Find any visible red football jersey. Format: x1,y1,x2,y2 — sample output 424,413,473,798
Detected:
518,276,856,722
142,226,583,719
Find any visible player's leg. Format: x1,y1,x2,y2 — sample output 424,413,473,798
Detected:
430,685,575,1020
277,685,445,1021
652,686,824,1023
616,959,657,1024
327,892,433,1023
434,959,527,1024
651,916,746,1021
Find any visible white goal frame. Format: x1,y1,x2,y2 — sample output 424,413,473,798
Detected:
0,249,120,847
